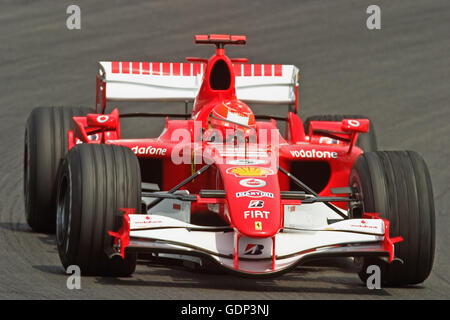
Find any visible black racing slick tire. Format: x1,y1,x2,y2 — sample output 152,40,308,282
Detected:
349,151,435,286
56,144,141,276
24,106,93,233
304,114,377,152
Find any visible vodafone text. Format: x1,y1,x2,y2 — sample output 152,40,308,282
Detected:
290,149,338,159
131,146,167,156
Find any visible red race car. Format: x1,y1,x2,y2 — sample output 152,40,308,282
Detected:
24,34,435,286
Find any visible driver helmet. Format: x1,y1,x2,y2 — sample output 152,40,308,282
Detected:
207,100,256,141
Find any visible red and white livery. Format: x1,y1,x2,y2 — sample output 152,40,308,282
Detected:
24,34,435,285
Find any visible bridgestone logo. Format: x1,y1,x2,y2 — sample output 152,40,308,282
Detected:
290,149,338,159
244,244,264,255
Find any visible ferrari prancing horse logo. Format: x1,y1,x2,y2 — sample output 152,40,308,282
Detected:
255,221,262,231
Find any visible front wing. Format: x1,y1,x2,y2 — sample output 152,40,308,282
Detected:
109,210,402,277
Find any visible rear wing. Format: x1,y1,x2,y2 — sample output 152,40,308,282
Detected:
96,61,300,112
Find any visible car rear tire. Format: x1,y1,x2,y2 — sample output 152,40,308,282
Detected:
56,144,141,276
303,114,377,152
24,106,93,233
349,151,435,286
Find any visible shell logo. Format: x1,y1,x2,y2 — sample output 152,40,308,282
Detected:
226,166,274,177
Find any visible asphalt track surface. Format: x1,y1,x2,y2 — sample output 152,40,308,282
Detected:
0,0,449,300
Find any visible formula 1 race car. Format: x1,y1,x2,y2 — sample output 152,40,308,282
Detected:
24,34,435,286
